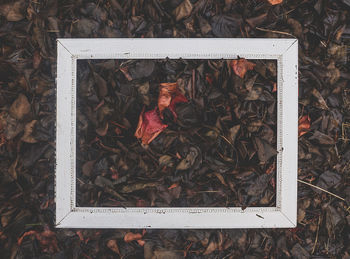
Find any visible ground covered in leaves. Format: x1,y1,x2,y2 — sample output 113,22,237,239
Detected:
76,58,277,208
0,0,350,258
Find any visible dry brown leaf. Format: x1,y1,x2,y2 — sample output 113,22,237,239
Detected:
96,122,109,136
0,0,26,22
311,88,329,110
21,120,37,143
8,157,19,180
173,0,193,21
9,94,31,120
203,240,218,255
214,172,227,186
33,51,42,69
107,239,120,255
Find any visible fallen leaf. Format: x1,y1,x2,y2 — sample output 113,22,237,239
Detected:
21,120,37,143
137,239,145,246
0,0,26,22
33,51,42,69
272,82,277,92
124,232,143,242
173,0,193,21
134,107,168,145
168,183,179,189
9,94,31,120
311,88,329,110
230,59,256,78
214,172,227,186
96,121,109,136
107,239,120,255
298,115,310,137
203,240,219,255
268,0,283,5
158,82,188,119
120,66,132,81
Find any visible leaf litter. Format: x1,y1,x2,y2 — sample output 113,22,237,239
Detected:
0,0,349,258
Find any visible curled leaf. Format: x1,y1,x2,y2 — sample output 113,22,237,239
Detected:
158,82,188,119
135,108,168,145
298,115,311,137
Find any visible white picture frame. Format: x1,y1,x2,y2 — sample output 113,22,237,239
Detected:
56,38,298,228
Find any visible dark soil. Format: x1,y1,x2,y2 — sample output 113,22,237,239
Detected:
0,0,350,258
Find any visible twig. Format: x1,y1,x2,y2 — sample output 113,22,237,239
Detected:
298,179,345,201
255,27,296,38
312,215,321,254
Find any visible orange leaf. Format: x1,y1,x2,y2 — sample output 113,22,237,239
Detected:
298,115,311,137
124,232,143,243
272,82,277,93
124,232,142,243
268,0,283,5
18,230,37,245
158,82,187,119
230,59,256,78
168,183,179,190
137,239,145,246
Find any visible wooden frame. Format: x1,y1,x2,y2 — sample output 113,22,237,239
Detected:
56,38,298,228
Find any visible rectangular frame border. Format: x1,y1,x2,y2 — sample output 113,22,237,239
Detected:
56,38,298,228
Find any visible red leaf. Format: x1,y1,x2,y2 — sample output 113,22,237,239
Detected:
135,82,187,145
134,107,168,145
230,58,256,78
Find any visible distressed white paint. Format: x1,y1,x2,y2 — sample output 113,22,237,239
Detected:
56,38,298,228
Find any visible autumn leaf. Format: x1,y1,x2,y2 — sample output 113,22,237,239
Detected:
298,115,311,137
9,93,31,120
134,107,167,145
124,232,143,242
135,83,187,145
107,239,120,255
230,58,256,78
168,183,179,189
268,0,283,5
158,82,187,119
